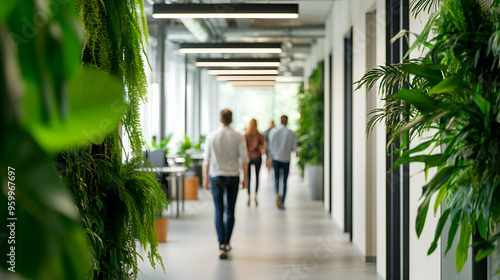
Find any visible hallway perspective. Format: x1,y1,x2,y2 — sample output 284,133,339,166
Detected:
137,169,377,280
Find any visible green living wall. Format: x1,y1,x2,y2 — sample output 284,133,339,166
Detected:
297,60,324,171
0,0,166,279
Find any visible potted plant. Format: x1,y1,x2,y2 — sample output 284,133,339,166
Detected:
297,61,325,200
149,134,173,154
356,0,500,273
177,135,204,200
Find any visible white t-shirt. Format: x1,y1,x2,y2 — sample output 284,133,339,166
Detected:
203,126,250,177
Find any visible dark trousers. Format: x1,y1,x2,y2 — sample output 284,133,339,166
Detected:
210,176,239,246
272,160,290,205
247,157,262,195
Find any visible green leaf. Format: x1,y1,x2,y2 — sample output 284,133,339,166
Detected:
391,88,437,113
393,154,445,169
456,218,472,273
434,184,447,215
421,166,456,199
1,128,90,280
401,139,435,158
477,209,489,240
471,89,491,117
0,0,16,21
400,63,444,85
416,198,430,237
446,211,461,255
25,68,126,154
427,76,461,95
475,246,495,262
428,208,450,255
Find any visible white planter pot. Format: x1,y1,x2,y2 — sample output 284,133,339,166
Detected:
307,164,323,200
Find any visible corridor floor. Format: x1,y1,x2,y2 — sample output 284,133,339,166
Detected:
137,169,377,280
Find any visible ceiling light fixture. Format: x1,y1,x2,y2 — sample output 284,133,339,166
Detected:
216,75,277,81
228,81,276,86
232,85,275,90
179,43,282,54
195,58,281,68
207,69,279,75
152,4,299,19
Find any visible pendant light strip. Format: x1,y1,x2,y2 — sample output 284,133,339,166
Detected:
153,4,299,19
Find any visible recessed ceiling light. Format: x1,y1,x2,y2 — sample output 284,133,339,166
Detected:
216,76,277,81
232,85,275,90
207,69,279,75
179,43,282,54
228,81,276,86
195,59,281,67
152,4,299,19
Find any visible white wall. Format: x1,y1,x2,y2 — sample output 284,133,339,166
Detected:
351,0,373,259
408,11,441,280
375,0,387,277
324,19,332,212
329,0,350,231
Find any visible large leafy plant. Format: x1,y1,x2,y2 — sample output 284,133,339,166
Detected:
0,1,127,279
297,60,324,170
356,0,500,273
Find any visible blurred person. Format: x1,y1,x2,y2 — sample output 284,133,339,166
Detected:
267,115,297,210
264,120,276,179
244,119,266,207
203,109,249,259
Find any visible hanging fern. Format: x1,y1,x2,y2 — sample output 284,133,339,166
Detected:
56,0,167,279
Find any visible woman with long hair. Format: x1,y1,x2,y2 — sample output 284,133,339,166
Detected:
244,119,266,207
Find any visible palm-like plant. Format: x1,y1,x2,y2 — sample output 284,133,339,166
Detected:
356,0,500,272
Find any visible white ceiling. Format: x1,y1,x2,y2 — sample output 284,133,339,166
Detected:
144,0,333,76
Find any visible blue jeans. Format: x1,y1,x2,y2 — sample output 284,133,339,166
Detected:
210,176,239,246
272,160,290,205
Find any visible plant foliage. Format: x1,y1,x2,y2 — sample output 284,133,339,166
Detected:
55,0,167,279
297,61,325,170
356,0,500,273
177,135,205,168
149,134,173,155
0,0,133,279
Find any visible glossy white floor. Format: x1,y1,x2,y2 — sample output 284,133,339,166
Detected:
137,167,377,280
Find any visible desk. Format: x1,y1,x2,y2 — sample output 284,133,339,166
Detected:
138,166,188,218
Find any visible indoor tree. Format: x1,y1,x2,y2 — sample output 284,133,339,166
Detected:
356,0,500,272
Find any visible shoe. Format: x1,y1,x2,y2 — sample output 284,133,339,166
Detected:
219,244,228,259
276,195,283,209
247,196,251,206
219,251,228,259
224,244,231,252
254,197,258,207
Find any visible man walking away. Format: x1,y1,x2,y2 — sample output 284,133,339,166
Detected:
267,115,297,210
203,109,249,259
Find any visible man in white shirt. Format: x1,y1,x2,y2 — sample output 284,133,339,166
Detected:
203,109,249,259
267,115,297,210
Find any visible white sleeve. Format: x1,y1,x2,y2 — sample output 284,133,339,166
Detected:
268,130,274,159
203,135,211,166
